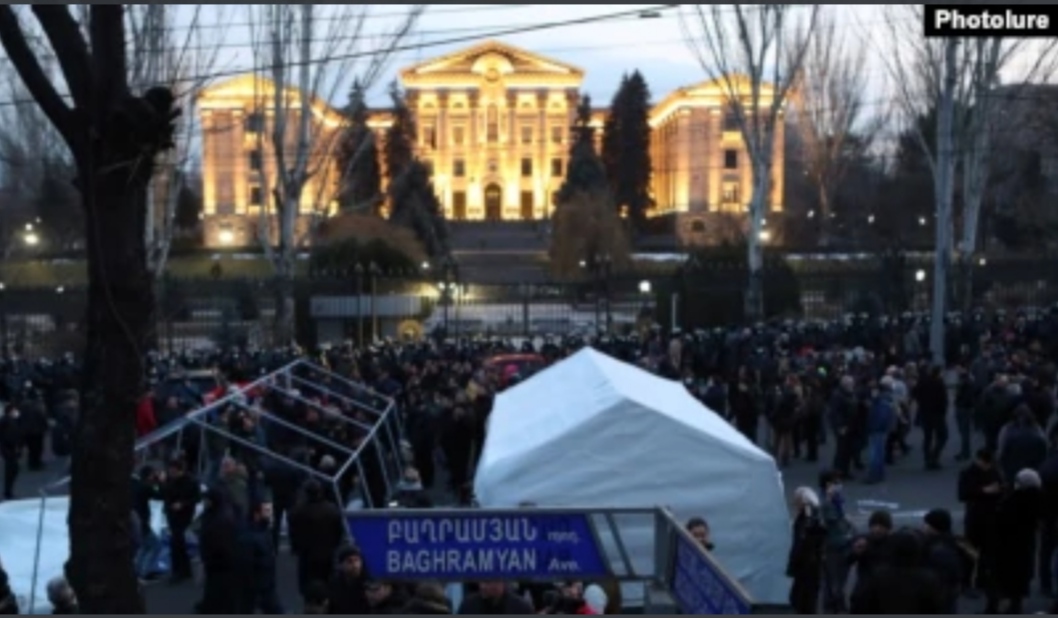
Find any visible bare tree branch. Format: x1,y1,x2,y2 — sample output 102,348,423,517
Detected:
246,3,423,342
786,9,886,245
680,3,819,318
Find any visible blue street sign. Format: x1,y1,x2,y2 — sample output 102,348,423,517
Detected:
347,511,611,581
670,531,752,615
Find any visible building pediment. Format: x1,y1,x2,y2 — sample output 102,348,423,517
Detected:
198,75,344,125
400,40,584,86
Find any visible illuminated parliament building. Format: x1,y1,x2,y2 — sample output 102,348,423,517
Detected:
196,40,785,248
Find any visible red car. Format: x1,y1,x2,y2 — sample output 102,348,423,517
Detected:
483,353,546,386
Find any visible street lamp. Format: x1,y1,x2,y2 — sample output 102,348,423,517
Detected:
915,269,926,283
639,280,652,295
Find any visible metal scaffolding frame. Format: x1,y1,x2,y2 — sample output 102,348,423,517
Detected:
27,359,400,612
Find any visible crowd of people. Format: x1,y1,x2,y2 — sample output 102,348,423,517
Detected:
0,306,1056,613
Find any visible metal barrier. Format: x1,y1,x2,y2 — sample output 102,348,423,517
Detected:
346,506,778,614
27,359,400,613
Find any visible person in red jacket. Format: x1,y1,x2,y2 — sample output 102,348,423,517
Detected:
135,388,158,438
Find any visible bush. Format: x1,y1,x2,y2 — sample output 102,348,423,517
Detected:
317,213,426,262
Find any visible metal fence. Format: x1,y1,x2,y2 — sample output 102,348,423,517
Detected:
3,256,1058,356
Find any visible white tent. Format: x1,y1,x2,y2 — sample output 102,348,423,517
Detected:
0,497,171,615
474,347,791,606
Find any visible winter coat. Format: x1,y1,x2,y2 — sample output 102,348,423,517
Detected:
993,487,1042,598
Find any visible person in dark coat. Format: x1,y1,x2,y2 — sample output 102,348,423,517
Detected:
0,405,23,500
457,581,534,614
957,448,1003,592
235,495,285,614
328,545,371,614
921,509,964,613
18,392,48,470
913,365,949,470
847,510,894,596
0,553,18,614
196,487,240,614
1039,430,1058,596
161,458,201,582
786,487,825,614
400,582,452,614
289,480,347,597
986,468,1043,614
364,579,410,614
997,406,1048,485
849,531,946,614
263,448,305,549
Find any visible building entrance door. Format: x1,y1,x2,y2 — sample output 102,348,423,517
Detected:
484,184,502,221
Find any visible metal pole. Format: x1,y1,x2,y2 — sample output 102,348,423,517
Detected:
29,489,48,614
357,271,364,346
671,292,679,332
356,459,372,509
370,273,378,342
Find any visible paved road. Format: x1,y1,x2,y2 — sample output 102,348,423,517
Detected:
5,419,1052,614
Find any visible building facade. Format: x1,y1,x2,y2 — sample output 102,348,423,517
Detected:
197,75,345,248
197,40,783,248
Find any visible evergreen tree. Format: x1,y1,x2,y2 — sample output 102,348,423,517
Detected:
602,70,653,226
173,180,202,229
556,93,607,204
388,159,448,258
383,80,416,182
335,80,382,214
601,74,628,193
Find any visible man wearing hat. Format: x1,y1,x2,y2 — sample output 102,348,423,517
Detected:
922,508,963,613
328,545,371,614
235,492,284,614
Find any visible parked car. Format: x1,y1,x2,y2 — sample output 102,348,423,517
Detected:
483,353,546,386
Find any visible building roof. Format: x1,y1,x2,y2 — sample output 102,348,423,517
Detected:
649,75,780,127
400,39,584,89
198,74,345,127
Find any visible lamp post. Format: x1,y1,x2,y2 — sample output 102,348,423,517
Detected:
354,263,365,346
600,253,612,332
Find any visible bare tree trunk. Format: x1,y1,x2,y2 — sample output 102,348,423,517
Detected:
930,39,959,366
746,163,770,319
0,6,177,611
71,163,153,614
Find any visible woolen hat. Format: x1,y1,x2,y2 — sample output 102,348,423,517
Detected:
923,508,952,534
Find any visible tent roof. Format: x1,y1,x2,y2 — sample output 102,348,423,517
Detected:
479,348,771,472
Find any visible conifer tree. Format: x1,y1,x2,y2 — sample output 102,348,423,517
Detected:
383,80,416,181
601,70,653,226
556,93,607,204
335,80,382,214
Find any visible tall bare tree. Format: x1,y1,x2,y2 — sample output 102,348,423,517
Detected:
955,38,1057,308
246,4,422,343
880,6,1057,361
680,4,819,319
0,5,180,612
0,39,79,254
786,9,885,246
126,5,226,277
